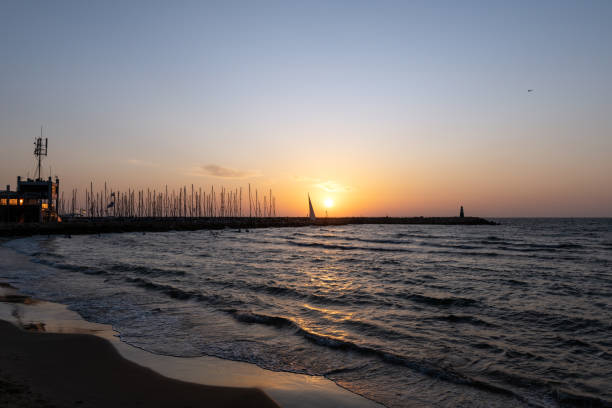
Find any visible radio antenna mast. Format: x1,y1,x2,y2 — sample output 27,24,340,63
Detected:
34,126,48,181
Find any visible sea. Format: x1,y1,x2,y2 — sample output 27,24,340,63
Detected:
3,218,611,408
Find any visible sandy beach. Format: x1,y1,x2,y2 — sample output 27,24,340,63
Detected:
0,283,279,408
0,321,279,408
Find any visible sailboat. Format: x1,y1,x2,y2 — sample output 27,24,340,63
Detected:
308,194,316,220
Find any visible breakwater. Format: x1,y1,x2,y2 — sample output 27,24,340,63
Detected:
0,216,495,237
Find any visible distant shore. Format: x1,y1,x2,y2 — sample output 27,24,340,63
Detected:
0,216,495,237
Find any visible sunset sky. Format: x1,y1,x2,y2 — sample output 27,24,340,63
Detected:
1,1,611,216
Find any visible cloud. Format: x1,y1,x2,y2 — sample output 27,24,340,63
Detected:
293,175,321,183
294,176,354,193
315,181,354,193
126,159,158,167
293,176,357,193
201,164,261,179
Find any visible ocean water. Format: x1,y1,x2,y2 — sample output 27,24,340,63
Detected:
3,219,611,408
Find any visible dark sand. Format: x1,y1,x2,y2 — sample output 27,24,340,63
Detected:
0,318,279,408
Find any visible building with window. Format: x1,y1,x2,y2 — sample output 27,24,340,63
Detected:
0,176,60,223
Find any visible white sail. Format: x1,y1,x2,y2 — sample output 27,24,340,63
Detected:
308,194,316,220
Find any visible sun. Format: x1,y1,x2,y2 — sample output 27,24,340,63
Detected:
324,198,334,208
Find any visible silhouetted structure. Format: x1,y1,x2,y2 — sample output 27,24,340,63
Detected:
0,176,60,223
60,183,276,219
460,206,464,218
1,134,60,223
0,216,498,238
308,194,316,220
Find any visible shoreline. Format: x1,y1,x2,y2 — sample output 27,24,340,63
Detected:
0,283,279,408
0,244,384,408
0,216,496,237
0,323,278,408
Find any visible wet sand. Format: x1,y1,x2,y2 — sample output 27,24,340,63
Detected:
0,284,279,408
0,321,279,408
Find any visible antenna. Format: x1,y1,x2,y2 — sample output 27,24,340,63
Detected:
34,126,48,180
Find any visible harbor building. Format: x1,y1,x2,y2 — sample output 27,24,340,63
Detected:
0,136,60,223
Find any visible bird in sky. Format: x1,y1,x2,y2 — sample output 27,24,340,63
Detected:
527,89,533,92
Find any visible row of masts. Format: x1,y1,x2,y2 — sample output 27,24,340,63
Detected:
59,183,277,218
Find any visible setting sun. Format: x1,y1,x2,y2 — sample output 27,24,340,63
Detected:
324,198,334,208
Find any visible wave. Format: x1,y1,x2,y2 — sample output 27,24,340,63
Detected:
230,311,526,401
426,249,501,257
341,236,410,245
480,240,515,246
337,257,363,264
245,282,390,307
401,293,480,308
238,309,611,407
552,390,611,408
426,314,496,327
485,236,503,241
499,242,585,252
342,319,409,340
488,368,612,407
472,342,503,352
232,311,295,327
286,240,408,252
109,263,187,277
124,277,244,308
292,232,345,240
31,258,107,275
551,336,606,356
476,237,587,253
126,277,195,300
554,243,585,249
509,309,611,333
248,283,304,298
124,275,370,310
31,251,64,259
322,364,369,376
31,257,186,278
419,242,480,250
121,272,389,310
504,279,528,286
395,233,438,239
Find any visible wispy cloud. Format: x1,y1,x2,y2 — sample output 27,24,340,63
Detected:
201,164,261,179
293,175,321,183
126,159,158,167
315,180,354,193
294,176,354,193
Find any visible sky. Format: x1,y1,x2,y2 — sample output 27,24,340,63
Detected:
1,0,611,216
